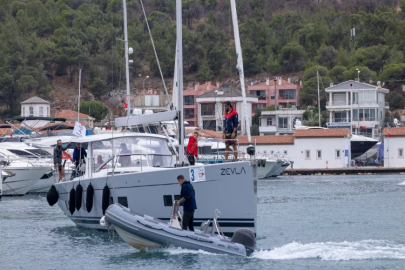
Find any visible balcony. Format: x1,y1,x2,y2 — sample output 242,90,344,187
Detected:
258,96,266,100
184,114,195,119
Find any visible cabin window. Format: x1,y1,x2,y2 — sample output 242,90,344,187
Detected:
305,150,310,160
163,195,173,206
267,118,272,126
29,106,34,116
335,150,341,159
118,197,128,207
317,150,322,159
399,148,403,158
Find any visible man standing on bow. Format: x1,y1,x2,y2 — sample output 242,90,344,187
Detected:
223,101,239,162
177,175,197,231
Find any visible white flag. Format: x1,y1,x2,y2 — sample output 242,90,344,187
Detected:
73,121,86,137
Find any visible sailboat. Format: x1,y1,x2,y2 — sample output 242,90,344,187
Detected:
48,0,258,237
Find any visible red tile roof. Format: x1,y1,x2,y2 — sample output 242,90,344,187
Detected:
238,135,294,145
382,127,405,137
186,128,223,139
293,129,350,138
52,109,94,120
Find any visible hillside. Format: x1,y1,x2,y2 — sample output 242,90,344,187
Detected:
1,0,405,118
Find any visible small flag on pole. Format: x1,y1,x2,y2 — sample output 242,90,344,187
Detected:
123,103,128,109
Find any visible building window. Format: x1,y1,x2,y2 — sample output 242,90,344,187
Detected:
336,150,341,159
278,117,288,129
203,120,216,131
184,95,194,105
267,118,272,126
284,150,288,155
317,150,322,159
39,107,43,117
256,103,264,110
23,107,25,116
305,150,310,160
271,96,275,100
184,108,194,119
201,103,215,116
29,106,34,116
47,107,49,117
399,148,403,158
279,89,296,100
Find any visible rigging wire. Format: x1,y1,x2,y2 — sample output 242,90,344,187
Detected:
139,0,170,106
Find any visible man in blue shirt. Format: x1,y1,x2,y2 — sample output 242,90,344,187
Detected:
73,143,87,170
176,175,197,231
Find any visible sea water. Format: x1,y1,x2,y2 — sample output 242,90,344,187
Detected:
1,174,404,270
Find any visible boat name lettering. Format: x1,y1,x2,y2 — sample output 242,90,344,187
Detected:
221,167,246,175
227,245,239,251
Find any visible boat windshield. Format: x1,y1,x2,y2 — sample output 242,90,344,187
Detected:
92,136,174,170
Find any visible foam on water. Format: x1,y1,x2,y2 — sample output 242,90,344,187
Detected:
397,181,405,186
147,246,219,256
252,240,405,261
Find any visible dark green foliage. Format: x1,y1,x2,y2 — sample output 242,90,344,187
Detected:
79,101,108,121
1,0,405,118
250,124,259,136
386,92,405,110
252,107,262,125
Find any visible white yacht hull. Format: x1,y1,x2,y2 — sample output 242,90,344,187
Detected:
29,168,72,193
257,160,290,178
55,162,258,236
2,166,50,196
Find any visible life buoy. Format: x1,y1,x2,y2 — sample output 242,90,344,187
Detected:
47,185,58,206
69,188,76,215
75,183,83,211
102,185,110,215
86,183,94,213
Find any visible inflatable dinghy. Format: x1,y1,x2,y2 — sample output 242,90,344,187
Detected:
101,202,255,257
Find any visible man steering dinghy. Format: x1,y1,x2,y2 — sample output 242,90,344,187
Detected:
176,175,197,231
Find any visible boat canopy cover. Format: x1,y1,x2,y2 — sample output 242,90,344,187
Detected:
115,111,177,127
39,124,74,131
6,117,67,122
69,132,167,143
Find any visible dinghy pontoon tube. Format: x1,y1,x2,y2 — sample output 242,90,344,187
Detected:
101,202,255,257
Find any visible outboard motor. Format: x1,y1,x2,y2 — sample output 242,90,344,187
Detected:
231,228,256,256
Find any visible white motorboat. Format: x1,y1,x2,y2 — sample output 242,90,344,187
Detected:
0,142,53,195
101,202,255,257
48,132,257,236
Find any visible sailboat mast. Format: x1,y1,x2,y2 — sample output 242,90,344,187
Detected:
317,71,320,127
176,0,184,163
230,0,251,144
78,69,81,122
123,0,131,117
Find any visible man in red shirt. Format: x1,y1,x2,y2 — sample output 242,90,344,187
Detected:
186,131,199,165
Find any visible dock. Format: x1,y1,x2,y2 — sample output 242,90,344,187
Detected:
284,167,405,175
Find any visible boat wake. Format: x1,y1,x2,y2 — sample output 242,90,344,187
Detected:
398,181,405,186
252,240,405,261
147,246,219,256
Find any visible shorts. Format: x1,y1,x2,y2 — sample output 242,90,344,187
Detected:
225,133,237,146
55,164,62,171
188,155,196,165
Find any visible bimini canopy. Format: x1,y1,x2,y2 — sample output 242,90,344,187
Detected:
69,132,167,144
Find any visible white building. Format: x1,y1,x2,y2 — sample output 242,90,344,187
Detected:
325,80,389,139
21,96,50,117
259,108,305,135
382,127,405,168
238,129,351,169
196,87,258,135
